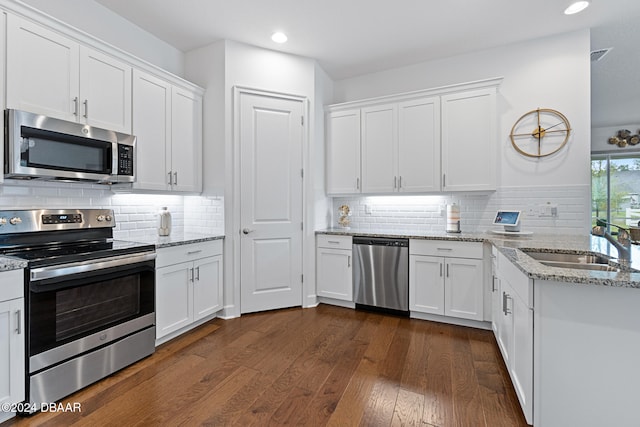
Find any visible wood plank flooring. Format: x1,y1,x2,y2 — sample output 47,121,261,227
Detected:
3,305,529,427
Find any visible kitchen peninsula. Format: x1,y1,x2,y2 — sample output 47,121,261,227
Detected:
317,228,640,426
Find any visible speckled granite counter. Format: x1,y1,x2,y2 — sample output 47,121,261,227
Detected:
0,256,27,272
317,227,640,288
125,232,224,249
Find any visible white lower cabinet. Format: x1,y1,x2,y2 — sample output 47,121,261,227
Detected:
155,240,223,343
493,250,533,425
316,235,353,301
409,240,484,321
0,269,25,424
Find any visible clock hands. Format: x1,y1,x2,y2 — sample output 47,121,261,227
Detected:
532,121,565,139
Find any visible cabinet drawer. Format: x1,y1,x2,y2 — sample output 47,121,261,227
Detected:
0,269,24,301
317,234,352,250
410,239,483,259
156,240,223,268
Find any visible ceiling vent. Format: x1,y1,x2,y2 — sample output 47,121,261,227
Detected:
591,47,612,62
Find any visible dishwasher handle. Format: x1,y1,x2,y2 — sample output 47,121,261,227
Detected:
352,237,409,247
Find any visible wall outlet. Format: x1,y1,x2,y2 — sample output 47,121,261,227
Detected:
364,204,372,214
539,203,558,217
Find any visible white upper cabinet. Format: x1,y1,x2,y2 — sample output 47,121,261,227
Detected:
132,71,203,193
441,87,497,192
326,109,361,194
6,15,132,133
79,46,132,133
132,70,171,191
7,15,79,122
325,78,500,195
171,86,202,193
361,103,397,193
398,97,441,192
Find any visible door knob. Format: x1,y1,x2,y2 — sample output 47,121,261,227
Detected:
242,228,254,235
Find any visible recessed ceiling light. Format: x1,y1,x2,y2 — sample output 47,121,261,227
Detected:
564,1,590,15
271,32,288,43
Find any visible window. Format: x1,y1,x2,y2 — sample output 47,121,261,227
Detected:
591,154,640,230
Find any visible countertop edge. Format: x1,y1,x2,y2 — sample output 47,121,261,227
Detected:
316,229,640,288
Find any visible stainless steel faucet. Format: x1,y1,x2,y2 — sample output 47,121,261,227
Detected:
591,225,631,265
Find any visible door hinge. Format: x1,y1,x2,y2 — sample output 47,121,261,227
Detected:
301,116,304,126
302,274,304,283
301,222,304,230
301,168,304,178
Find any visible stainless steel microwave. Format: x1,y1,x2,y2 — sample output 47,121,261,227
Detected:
4,109,136,184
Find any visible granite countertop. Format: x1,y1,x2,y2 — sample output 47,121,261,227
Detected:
0,256,28,272
317,227,640,288
127,232,225,249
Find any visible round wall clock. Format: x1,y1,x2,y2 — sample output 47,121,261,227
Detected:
509,108,571,158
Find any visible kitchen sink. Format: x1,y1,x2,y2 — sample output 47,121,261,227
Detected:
521,250,622,272
521,250,611,265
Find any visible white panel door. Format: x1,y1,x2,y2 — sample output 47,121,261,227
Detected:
409,255,444,315
6,15,79,122
79,46,132,133
0,298,25,408
193,255,223,320
316,248,353,301
240,92,304,314
155,263,192,339
132,70,171,191
326,109,361,194
361,104,397,193
444,258,484,320
398,97,441,192
441,88,497,191
171,86,202,192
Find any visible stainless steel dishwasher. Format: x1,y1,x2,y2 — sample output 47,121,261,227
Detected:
353,237,409,315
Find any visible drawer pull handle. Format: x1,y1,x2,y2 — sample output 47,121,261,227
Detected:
437,247,453,251
327,240,341,244
187,250,202,255
15,310,21,335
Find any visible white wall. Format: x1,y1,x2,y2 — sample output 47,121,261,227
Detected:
185,40,324,317
17,0,185,76
331,30,592,233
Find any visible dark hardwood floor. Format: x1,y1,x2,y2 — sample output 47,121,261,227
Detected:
4,305,528,426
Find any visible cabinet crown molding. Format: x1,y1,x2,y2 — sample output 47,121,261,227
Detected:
327,77,503,112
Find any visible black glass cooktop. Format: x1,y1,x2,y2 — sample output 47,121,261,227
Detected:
0,239,155,268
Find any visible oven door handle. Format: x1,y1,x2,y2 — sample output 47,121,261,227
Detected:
29,252,156,283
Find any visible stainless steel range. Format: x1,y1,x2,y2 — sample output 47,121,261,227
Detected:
0,209,156,411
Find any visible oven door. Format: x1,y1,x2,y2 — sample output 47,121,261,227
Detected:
27,252,155,373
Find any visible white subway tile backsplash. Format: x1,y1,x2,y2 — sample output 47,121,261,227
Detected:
0,180,225,238
331,185,590,235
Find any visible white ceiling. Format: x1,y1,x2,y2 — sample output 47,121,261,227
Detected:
93,0,640,81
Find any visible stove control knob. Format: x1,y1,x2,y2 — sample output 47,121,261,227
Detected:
105,215,112,222
97,215,106,222
0,218,6,226
9,217,22,225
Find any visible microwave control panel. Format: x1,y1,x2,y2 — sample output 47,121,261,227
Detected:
117,144,134,176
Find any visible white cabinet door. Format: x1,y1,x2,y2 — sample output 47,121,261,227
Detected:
155,262,192,339
316,248,353,301
171,86,202,192
79,46,131,133
398,97,441,192
511,288,533,423
193,255,223,320
0,298,25,409
409,255,444,315
444,258,484,321
441,88,496,191
132,70,171,191
6,15,79,122
361,104,397,193
326,109,361,194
